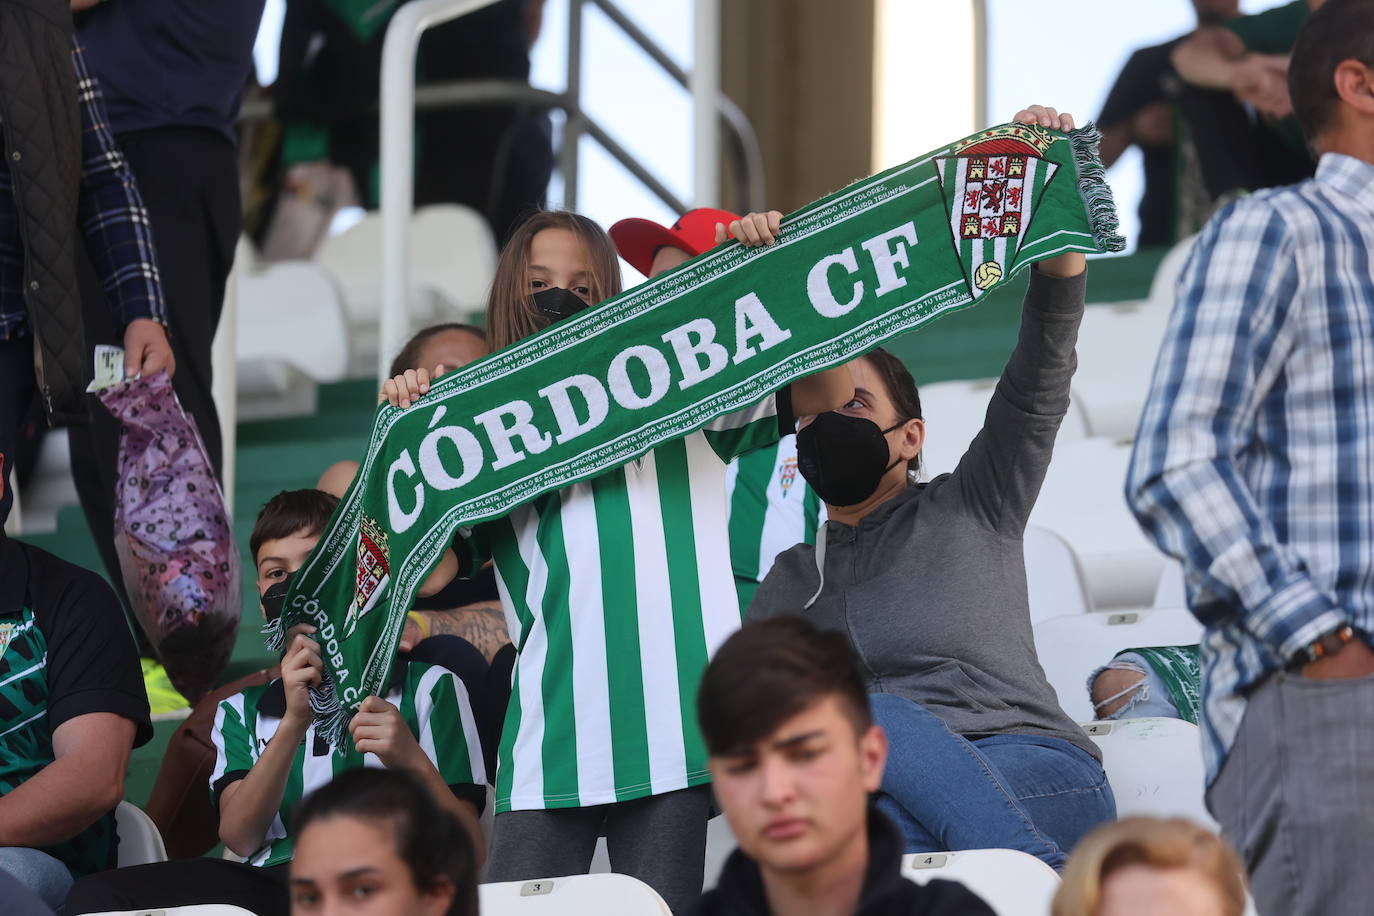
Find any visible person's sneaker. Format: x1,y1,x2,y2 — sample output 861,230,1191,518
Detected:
141,658,190,718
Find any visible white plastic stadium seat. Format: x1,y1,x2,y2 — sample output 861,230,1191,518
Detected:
1085,717,1213,826
903,848,1059,916
315,210,385,325
480,874,671,915
316,205,498,370
1024,525,1093,622
411,204,498,320
1032,608,1203,722
1153,559,1187,608
236,260,350,419
1145,233,1199,306
1029,437,1168,609
917,378,1090,479
1069,235,1197,442
115,800,167,866
1070,300,1170,439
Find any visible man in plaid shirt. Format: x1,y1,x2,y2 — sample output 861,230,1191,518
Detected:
1128,3,1374,914
0,31,173,525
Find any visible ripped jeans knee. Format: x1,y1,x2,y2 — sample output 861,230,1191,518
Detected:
1086,652,1182,721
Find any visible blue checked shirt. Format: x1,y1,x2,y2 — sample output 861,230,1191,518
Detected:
1127,152,1374,784
0,39,165,341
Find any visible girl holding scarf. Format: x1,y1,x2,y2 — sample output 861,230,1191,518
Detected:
747,106,1117,872
384,209,851,910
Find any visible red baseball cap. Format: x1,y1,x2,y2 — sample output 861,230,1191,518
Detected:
609,207,742,278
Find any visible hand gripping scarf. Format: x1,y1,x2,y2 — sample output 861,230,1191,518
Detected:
270,121,1126,743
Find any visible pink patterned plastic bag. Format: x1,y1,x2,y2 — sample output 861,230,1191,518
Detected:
99,371,239,702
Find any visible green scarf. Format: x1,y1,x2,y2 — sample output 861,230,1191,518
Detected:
272,121,1125,742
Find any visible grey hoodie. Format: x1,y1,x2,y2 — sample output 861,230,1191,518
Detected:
748,267,1098,762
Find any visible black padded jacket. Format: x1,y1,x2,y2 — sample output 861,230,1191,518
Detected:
0,0,88,424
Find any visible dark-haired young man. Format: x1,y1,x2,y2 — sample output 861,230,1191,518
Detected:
690,617,994,916
1128,2,1374,913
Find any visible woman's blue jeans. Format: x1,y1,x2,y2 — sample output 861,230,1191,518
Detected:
869,692,1116,872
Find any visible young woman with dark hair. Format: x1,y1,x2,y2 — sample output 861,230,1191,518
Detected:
291,768,479,916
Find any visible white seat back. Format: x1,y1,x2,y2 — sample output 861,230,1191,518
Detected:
1024,525,1093,622
918,378,1087,479
903,848,1059,916
1146,234,1199,306
315,211,385,325
1070,301,1169,440
1085,717,1213,826
917,378,998,478
480,874,670,915
1153,559,1187,608
1028,437,1167,610
236,261,350,385
1033,608,1203,721
115,800,167,867
411,204,497,319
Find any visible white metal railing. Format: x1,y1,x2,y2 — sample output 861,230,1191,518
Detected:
376,0,758,383
378,0,502,384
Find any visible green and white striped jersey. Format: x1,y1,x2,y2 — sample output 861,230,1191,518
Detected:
464,396,789,813
724,434,825,611
209,660,485,867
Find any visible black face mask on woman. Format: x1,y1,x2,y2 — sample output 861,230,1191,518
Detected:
533,286,590,325
796,411,906,507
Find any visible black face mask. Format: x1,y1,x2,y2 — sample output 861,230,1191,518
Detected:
796,411,905,507
533,286,590,325
261,572,296,624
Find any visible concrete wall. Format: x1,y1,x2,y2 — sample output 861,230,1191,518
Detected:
720,0,877,214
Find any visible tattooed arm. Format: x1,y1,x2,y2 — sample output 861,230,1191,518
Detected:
401,602,511,662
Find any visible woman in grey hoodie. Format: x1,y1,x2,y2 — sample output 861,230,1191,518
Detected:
747,106,1116,873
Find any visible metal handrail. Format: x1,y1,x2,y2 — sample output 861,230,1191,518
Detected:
378,0,502,381
375,0,766,383
588,0,764,211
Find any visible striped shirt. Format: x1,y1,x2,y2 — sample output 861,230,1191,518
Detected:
724,434,824,611
209,660,485,866
464,395,789,812
0,40,166,340
1127,153,1374,783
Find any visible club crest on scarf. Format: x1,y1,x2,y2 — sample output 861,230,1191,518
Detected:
0,623,14,658
348,515,391,639
936,123,1061,299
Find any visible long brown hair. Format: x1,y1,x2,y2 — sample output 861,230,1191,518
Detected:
1052,817,1247,916
485,210,623,352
